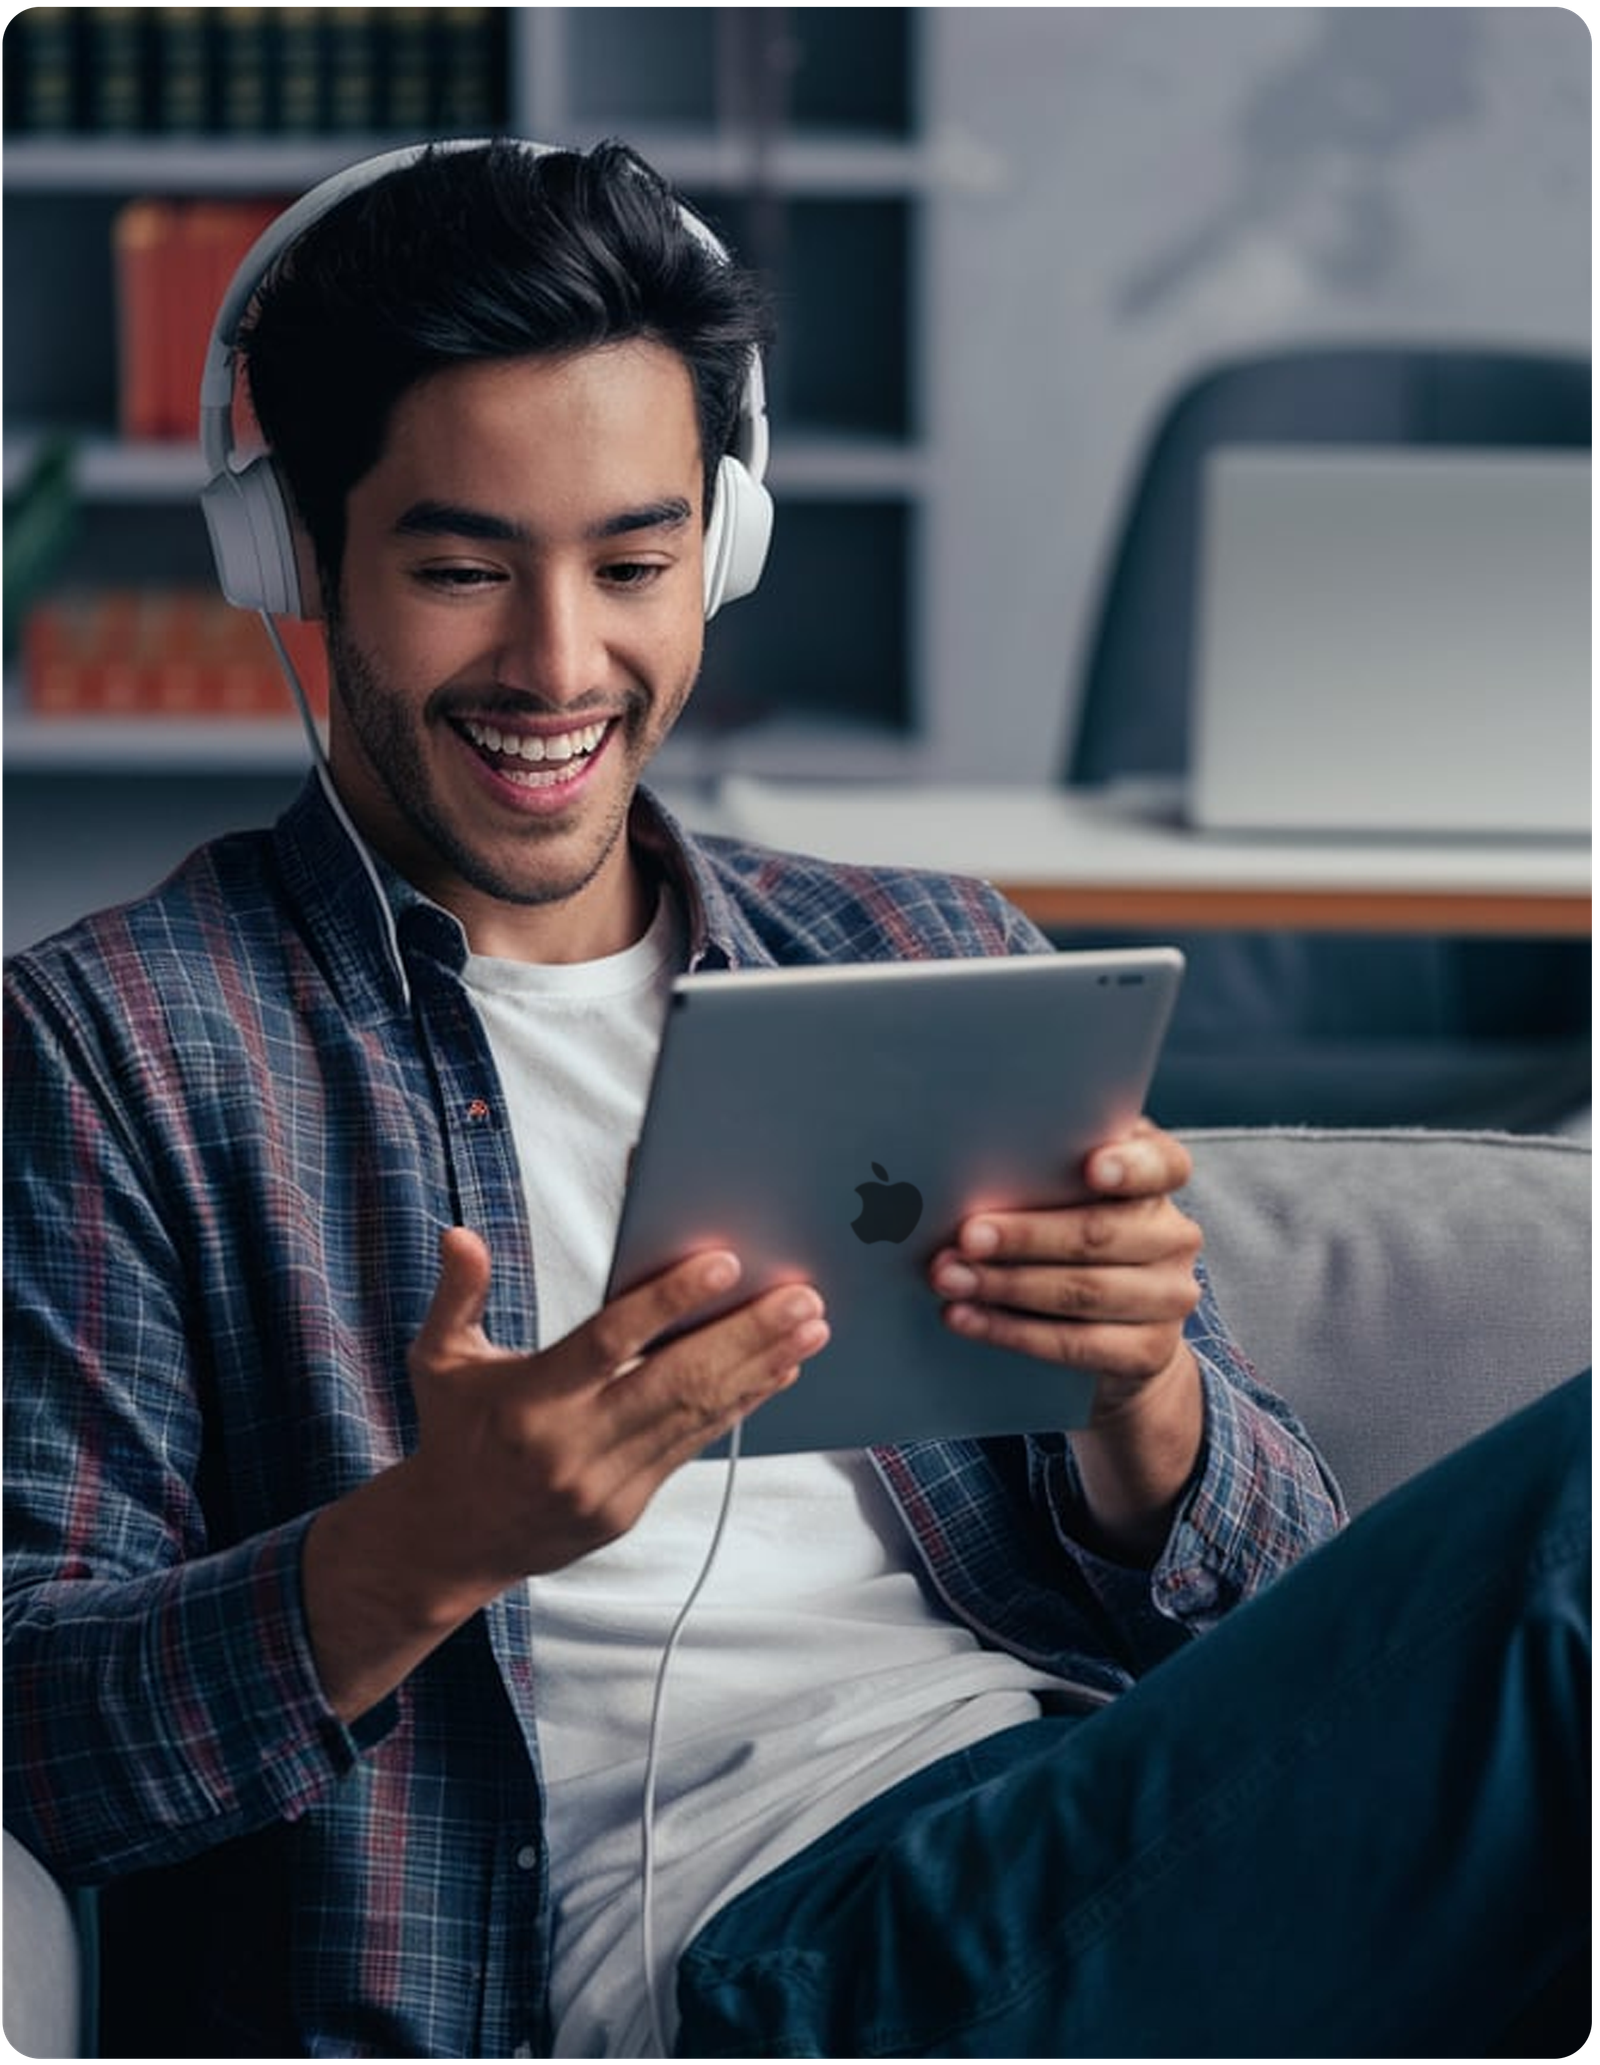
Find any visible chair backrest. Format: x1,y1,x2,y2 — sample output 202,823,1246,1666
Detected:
1067,344,1592,784
1055,345,1591,1126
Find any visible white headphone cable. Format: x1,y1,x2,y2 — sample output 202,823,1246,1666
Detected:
640,1422,744,2058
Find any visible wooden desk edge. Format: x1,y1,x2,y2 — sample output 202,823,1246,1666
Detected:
995,882,1592,937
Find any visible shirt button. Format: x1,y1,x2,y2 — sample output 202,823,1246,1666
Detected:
516,1844,538,1871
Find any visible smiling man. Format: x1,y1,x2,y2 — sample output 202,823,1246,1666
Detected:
326,347,707,959
4,139,1586,2059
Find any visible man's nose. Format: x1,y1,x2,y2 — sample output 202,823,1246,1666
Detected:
494,572,601,704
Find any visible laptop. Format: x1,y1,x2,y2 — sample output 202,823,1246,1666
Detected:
607,947,1184,1455
1188,445,1591,839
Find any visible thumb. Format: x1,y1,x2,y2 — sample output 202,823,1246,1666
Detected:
417,1225,495,1356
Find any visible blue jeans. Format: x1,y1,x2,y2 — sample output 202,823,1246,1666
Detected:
676,1373,1590,2057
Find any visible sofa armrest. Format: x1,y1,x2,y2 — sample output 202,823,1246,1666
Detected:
4,1830,87,2058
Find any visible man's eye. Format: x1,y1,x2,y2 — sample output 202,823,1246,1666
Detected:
601,561,665,590
417,565,503,589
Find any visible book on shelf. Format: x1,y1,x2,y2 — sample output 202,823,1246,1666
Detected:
4,7,507,135
82,6,145,133
213,8,272,135
24,591,330,722
324,10,374,134
425,8,503,133
360,8,431,134
182,199,281,444
2,5,76,131
112,199,170,442
275,9,324,133
157,5,212,134
114,197,281,442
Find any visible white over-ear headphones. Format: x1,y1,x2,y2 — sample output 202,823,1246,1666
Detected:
198,138,773,623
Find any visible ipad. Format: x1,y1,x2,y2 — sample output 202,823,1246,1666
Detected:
607,946,1184,1454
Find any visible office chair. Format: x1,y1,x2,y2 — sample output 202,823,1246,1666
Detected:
1058,343,1591,1132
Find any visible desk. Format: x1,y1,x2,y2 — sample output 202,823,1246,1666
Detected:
714,779,1591,938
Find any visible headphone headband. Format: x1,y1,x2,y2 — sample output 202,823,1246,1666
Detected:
200,137,772,619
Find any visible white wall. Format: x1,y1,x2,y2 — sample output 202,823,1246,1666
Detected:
921,5,1591,777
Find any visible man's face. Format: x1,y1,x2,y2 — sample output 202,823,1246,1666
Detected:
325,340,707,961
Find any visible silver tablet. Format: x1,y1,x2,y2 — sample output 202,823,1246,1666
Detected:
607,946,1185,1454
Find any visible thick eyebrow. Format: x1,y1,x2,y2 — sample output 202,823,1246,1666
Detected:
393,497,694,544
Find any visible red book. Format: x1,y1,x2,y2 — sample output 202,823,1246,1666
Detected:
173,199,281,440
113,200,179,441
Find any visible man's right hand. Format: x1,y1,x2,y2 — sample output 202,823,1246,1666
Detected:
303,1228,828,1722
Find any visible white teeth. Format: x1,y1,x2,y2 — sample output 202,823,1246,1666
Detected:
461,718,608,764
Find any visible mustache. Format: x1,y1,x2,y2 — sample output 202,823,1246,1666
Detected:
424,683,649,725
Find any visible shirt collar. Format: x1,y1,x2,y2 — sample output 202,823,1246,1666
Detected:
628,787,780,972
271,772,776,1017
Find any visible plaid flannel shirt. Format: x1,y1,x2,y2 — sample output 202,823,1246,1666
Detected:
4,774,1344,2056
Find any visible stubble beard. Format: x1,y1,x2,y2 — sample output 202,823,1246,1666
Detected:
323,613,676,913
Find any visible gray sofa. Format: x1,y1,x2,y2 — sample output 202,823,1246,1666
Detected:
4,1126,1590,2056
1180,1125,1591,1515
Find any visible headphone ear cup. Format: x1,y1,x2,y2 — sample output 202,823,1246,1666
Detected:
199,454,313,618
702,454,774,620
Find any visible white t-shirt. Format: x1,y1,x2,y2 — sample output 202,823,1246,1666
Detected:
460,896,684,1352
462,905,1066,2057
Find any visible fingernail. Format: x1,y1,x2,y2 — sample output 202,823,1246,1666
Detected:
779,1288,821,1325
964,1220,1000,1256
701,1253,740,1292
936,1261,980,1297
1096,1154,1127,1189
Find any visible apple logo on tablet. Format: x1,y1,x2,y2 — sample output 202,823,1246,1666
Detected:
853,1163,924,1245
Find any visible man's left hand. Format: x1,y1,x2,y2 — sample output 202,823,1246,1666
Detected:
928,1118,1205,1560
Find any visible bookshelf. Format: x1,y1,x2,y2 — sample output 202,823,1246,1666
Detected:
3,7,938,797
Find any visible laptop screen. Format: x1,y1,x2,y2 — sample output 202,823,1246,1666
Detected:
1188,445,1590,839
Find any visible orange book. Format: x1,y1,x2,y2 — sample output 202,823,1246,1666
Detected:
25,591,331,721
23,597,84,715
85,592,150,714
274,614,331,719
211,604,273,714
152,590,207,714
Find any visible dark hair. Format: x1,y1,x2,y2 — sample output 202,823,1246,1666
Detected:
240,138,772,596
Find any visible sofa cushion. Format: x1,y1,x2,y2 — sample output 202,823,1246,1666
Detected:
1178,1128,1591,1514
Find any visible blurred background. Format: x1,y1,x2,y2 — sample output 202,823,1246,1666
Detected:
4,6,1590,1128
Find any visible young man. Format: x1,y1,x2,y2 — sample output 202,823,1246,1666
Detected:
4,141,1586,2058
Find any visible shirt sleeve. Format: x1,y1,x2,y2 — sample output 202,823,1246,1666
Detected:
3,967,394,1887
1039,1259,1348,1670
